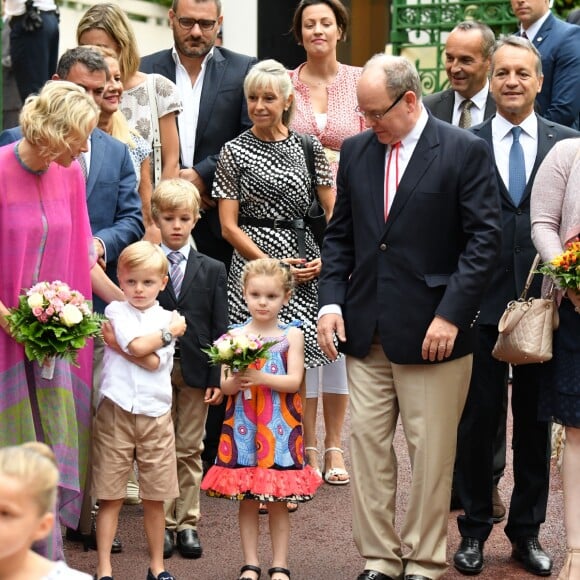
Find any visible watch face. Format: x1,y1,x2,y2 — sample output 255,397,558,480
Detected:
162,330,172,345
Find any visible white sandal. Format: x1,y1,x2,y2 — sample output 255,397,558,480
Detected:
323,447,350,485
304,446,322,477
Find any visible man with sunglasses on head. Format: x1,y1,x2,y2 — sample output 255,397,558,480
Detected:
140,0,256,562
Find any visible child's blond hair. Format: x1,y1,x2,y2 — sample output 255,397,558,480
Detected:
151,178,202,221
117,240,168,277
0,442,58,515
241,258,294,294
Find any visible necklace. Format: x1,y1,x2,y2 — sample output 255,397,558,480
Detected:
14,140,49,175
302,63,338,87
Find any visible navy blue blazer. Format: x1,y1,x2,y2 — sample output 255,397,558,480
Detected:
518,13,580,129
470,114,579,325
0,127,144,311
318,114,502,364
423,88,496,124
140,47,256,266
157,250,228,389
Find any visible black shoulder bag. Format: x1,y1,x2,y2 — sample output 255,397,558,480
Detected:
299,134,327,248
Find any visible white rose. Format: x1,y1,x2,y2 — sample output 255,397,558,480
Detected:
216,340,234,359
27,293,44,309
60,304,83,326
233,334,250,351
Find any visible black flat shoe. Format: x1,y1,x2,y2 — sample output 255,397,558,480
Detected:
454,537,484,574
238,564,261,580
146,569,175,580
66,526,123,553
176,528,202,559
163,529,174,559
93,576,114,580
268,568,290,580
511,536,553,576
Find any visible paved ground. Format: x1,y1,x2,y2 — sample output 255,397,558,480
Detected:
65,391,566,580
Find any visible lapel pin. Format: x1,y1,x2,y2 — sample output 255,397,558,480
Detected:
537,37,543,42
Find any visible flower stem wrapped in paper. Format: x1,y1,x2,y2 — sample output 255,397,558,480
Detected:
203,331,278,399
6,280,104,379
538,238,580,293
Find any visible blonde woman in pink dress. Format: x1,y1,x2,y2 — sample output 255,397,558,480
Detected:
289,0,365,485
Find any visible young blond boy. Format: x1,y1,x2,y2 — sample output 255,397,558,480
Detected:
92,241,186,580
151,179,228,559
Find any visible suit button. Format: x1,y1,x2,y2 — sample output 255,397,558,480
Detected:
515,246,521,253
380,243,388,251
516,209,523,215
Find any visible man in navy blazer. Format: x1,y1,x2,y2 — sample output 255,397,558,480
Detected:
140,0,256,269
512,0,580,129
317,54,501,580
424,21,496,127
451,37,579,577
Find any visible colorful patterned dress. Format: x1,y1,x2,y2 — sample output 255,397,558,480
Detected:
201,320,322,502
0,143,95,558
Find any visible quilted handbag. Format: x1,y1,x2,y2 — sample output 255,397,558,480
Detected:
492,254,559,365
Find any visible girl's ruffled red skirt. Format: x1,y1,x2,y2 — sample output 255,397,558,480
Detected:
201,464,322,502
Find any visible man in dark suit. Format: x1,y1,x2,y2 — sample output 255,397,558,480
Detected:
151,179,228,560
424,21,496,127
424,20,507,523
140,0,256,474
317,54,502,580
140,0,256,268
452,37,579,577
512,0,580,129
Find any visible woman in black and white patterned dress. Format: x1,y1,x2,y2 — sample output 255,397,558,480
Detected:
213,59,334,370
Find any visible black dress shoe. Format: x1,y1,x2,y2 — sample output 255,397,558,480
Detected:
163,529,174,559
356,571,394,580
177,528,202,559
65,526,123,553
454,537,484,574
511,536,553,576
404,575,432,580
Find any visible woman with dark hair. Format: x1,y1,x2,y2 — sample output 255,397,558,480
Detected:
289,0,365,485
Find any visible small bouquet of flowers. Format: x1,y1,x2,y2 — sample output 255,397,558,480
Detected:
6,280,104,379
537,238,580,293
203,331,278,399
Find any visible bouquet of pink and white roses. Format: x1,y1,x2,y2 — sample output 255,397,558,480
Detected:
6,280,104,378
203,331,278,378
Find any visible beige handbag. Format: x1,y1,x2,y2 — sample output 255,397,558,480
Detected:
492,254,559,365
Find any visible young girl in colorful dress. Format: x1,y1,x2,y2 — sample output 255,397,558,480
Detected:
201,258,322,580
0,442,91,580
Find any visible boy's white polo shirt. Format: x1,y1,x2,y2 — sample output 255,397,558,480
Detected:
100,300,175,418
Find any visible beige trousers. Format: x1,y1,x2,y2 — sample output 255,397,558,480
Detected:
347,344,472,579
164,359,209,531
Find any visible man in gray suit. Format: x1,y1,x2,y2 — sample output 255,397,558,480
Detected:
424,21,496,128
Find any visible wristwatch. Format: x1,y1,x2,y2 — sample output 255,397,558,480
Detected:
160,328,173,346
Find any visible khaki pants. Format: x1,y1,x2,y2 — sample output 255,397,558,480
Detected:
347,345,472,579
164,359,210,531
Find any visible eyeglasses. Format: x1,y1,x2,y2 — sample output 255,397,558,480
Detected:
355,92,406,121
174,17,217,31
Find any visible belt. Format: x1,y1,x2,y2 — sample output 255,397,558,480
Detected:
239,216,308,258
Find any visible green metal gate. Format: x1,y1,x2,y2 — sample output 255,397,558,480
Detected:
390,0,518,95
